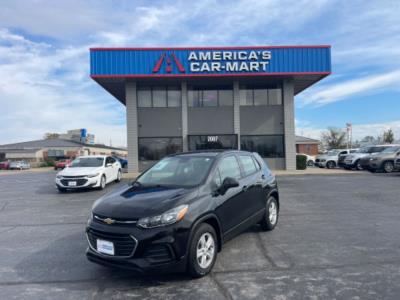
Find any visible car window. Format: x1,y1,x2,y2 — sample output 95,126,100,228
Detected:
238,155,258,176
339,151,348,155
218,156,241,181
252,156,261,170
211,168,222,187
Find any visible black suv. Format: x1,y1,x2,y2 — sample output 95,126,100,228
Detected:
86,150,279,277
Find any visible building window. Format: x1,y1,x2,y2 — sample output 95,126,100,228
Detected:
188,88,233,107
137,86,181,108
240,135,284,158
152,86,167,107
188,135,238,150
138,137,182,161
240,86,282,106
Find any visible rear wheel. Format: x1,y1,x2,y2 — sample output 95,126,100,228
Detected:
260,196,279,231
307,160,314,167
383,161,394,173
187,223,217,278
116,169,122,182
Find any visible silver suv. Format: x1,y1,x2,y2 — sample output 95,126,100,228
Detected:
343,145,391,170
315,149,358,169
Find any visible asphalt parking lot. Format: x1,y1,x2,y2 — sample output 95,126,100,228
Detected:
0,171,400,299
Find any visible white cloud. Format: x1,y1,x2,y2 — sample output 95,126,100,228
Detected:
298,70,400,106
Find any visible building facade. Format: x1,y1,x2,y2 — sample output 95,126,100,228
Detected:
90,46,331,172
295,136,320,156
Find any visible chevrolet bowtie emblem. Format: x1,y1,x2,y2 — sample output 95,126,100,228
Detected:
103,218,115,225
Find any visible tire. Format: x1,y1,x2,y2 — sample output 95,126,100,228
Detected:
187,223,218,278
326,161,336,169
307,160,314,167
355,160,363,171
99,175,106,190
260,196,279,231
116,169,122,182
383,161,394,173
57,186,67,193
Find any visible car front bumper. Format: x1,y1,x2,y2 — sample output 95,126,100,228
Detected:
55,175,101,189
85,219,191,274
314,161,327,167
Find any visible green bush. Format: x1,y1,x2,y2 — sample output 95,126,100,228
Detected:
296,154,307,170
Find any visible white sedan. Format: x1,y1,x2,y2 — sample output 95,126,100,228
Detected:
55,155,122,192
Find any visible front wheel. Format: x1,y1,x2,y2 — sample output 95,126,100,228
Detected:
355,160,363,171
326,161,336,169
260,196,279,231
187,223,217,278
383,161,394,173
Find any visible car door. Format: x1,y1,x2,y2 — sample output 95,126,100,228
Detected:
104,157,115,182
212,155,250,235
237,154,265,216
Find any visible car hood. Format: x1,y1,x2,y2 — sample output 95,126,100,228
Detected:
58,167,103,176
92,184,198,219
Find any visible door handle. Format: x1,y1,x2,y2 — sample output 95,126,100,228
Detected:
261,174,265,179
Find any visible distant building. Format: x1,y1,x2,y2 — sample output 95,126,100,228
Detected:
295,135,320,156
0,138,127,167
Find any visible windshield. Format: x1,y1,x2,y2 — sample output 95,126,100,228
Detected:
70,157,104,168
136,156,215,188
326,150,340,156
381,146,400,153
357,147,371,153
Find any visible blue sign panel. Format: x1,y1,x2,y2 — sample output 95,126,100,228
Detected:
90,46,331,77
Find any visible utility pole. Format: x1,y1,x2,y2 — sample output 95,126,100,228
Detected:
346,123,352,149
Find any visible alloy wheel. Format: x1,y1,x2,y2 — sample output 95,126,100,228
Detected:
269,201,277,225
196,232,215,269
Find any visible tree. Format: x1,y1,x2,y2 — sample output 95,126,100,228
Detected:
44,133,60,139
383,128,395,144
321,127,346,149
361,136,376,144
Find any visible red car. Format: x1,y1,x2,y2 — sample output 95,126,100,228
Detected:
0,161,10,170
54,159,72,170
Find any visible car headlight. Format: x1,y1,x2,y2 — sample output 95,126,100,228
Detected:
87,173,100,178
137,205,188,229
370,158,378,161
56,175,63,179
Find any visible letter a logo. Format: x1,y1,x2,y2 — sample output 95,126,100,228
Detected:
152,53,185,74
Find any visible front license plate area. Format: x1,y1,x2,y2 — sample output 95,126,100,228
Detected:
97,239,114,255
68,181,77,186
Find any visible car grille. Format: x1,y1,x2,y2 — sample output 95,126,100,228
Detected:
143,244,174,264
60,179,88,186
87,228,137,257
93,214,138,226
315,159,320,163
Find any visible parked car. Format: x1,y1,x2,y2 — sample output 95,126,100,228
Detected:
55,155,122,192
85,150,279,277
0,160,10,170
54,159,72,170
315,149,358,169
9,160,30,170
113,156,128,169
362,145,400,173
297,153,316,167
343,145,391,170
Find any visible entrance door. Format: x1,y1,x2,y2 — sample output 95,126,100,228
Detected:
188,135,238,151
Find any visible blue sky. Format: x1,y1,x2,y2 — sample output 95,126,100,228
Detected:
0,0,399,146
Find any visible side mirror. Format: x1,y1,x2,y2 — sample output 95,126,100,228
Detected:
106,163,112,167
218,177,239,195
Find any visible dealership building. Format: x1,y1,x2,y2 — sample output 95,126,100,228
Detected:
90,46,331,172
